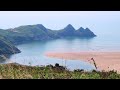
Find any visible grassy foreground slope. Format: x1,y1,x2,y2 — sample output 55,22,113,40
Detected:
0,63,119,79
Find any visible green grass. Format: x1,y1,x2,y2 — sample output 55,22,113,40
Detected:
0,63,119,79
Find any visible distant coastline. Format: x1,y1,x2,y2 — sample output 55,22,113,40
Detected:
0,24,96,45
0,24,96,60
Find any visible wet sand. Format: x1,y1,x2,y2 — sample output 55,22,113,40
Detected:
45,51,120,73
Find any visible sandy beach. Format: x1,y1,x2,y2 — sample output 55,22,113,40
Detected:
45,51,120,73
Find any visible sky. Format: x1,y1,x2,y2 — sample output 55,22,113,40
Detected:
0,11,120,36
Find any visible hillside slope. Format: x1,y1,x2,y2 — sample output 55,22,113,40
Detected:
0,35,21,61
0,24,96,45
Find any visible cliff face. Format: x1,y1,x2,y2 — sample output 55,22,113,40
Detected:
0,35,21,55
76,27,96,37
57,24,96,37
0,24,96,45
57,24,76,37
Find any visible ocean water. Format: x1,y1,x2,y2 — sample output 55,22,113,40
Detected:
7,33,120,71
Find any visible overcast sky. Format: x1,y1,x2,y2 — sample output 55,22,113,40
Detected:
0,11,120,35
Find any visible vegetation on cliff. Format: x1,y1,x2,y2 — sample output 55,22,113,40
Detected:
0,63,119,79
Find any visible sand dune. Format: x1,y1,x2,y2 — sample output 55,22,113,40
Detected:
45,51,120,73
